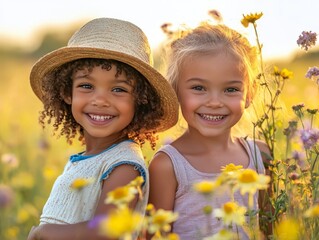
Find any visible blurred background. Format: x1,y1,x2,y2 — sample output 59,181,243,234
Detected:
1,0,319,239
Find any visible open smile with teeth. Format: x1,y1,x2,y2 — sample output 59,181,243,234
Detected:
88,114,114,121
199,114,225,121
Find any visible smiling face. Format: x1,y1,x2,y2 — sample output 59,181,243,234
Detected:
67,64,135,143
177,52,249,138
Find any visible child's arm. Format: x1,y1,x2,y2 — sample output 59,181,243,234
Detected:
27,164,140,240
147,152,177,236
255,140,273,239
148,152,177,211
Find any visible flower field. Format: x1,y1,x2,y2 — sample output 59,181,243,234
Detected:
1,12,319,240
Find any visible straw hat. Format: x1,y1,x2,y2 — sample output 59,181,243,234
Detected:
30,17,178,132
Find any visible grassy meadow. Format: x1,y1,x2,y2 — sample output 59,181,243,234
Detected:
1,24,319,239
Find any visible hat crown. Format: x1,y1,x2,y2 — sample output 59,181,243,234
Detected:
68,18,152,65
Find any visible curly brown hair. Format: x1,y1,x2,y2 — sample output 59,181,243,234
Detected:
39,58,164,149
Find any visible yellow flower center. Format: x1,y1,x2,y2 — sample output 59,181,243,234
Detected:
239,169,258,183
223,202,236,214
112,187,129,199
194,181,217,194
153,214,167,225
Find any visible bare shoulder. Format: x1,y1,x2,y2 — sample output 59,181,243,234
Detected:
148,149,177,210
149,150,174,174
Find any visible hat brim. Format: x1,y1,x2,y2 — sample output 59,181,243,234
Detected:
30,47,179,132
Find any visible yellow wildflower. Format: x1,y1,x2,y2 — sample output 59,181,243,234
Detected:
203,229,235,240
11,171,35,189
167,233,180,240
147,209,179,234
17,203,38,223
241,12,263,28
43,166,59,180
213,202,246,226
221,163,243,172
99,206,143,239
235,169,270,195
280,68,293,79
273,66,281,76
304,204,319,217
105,185,137,207
274,218,300,240
152,233,180,240
128,176,144,187
193,180,220,195
70,177,94,190
128,176,144,200
5,226,19,239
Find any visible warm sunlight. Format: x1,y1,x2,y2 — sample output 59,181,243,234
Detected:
1,0,319,59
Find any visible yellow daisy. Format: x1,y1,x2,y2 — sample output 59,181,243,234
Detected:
241,12,263,28
147,209,179,234
213,201,246,226
70,177,94,190
193,180,221,196
203,229,235,240
105,185,137,207
304,204,319,218
99,206,143,239
235,169,270,195
274,218,300,240
221,163,243,172
280,68,293,79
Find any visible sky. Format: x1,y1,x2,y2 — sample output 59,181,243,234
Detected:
1,0,318,60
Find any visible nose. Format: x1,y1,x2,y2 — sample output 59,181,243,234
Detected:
206,92,223,108
91,91,110,107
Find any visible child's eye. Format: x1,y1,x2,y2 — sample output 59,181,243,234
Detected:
192,85,205,91
78,83,93,89
225,87,239,93
112,87,127,93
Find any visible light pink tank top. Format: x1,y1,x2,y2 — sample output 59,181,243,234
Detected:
156,138,265,240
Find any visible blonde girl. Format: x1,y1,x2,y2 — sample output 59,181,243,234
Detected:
148,23,271,239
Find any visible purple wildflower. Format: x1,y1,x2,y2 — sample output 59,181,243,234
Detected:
0,184,14,208
305,66,319,84
292,103,305,112
300,128,319,149
292,151,310,171
88,214,107,229
297,31,317,51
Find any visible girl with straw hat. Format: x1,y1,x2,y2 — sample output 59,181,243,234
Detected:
27,17,178,240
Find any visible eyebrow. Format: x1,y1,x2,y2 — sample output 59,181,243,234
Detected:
72,75,131,85
72,71,90,80
186,78,244,84
114,79,133,85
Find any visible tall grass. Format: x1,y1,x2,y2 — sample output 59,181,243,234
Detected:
1,25,319,239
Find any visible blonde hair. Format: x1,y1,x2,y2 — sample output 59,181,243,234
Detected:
166,23,258,103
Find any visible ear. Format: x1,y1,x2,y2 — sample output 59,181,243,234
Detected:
245,97,251,108
63,96,72,105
